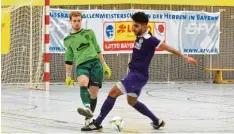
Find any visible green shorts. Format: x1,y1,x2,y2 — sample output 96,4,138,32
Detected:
76,59,104,88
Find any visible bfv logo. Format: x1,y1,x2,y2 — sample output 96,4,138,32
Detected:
185,23,215,35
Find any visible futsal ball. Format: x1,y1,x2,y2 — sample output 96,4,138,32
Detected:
110,116,124,131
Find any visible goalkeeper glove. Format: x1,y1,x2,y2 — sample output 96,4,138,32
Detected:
103,63,111,79
65,73,75,86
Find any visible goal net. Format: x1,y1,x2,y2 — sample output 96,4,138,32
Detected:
1,4,44,89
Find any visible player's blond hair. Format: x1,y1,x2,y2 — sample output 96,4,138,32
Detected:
69,11,82,20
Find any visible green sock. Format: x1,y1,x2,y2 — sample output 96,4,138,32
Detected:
80,86,90,106
90,98,97,112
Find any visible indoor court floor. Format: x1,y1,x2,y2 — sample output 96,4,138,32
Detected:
2,83,234,133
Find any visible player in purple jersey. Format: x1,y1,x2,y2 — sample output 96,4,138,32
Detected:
81,12,198,131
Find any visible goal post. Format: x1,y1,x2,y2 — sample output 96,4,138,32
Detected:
44,0,50,90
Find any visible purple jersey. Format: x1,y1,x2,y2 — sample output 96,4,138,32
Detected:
129,31,162,77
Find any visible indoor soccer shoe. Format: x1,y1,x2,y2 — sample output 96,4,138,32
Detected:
77,107,93,118
81,119,103,131
151,120,165,129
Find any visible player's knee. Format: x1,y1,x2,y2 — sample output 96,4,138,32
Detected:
78,79,88,87
127,96,137,106
89,87,98,99
108,86,122,98
108,89,119,98
89,91,97,99
78,75,89,87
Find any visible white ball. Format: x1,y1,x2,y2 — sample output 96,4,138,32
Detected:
110,116,124,131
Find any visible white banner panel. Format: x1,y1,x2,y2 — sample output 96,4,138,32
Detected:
49,9,220,54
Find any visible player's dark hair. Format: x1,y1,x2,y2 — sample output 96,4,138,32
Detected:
131,12,149,24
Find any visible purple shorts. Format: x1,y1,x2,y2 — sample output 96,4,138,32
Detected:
117,71,148,97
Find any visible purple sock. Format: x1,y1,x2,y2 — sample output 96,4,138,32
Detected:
95,96,116,125
132,101,159,123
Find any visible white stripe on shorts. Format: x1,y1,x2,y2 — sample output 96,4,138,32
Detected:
116,82,138,97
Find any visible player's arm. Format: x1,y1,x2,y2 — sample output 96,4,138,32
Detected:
65,63,72,77
159,42,198,65
98,52,106,66
97,51,112,79
64,44,73,76
89,30,102,61
90,30,112,79
64,39,75,86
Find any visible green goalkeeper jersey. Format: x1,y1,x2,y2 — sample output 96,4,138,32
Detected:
64,29,101,66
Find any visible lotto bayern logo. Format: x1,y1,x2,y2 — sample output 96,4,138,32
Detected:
105,24,114,40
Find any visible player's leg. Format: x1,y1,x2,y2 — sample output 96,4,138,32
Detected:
76,64,93,119
81,85,123,131
88,59,104,113
78,75,90,106
78,59,103,125
81,71,148,131
123,71,165,129
89,86,98,113
127,95,165,129
82,85,98,126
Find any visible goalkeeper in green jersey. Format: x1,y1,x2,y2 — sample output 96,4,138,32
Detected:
64,11,111,126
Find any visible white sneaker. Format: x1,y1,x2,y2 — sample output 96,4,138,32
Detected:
77,106,93,118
